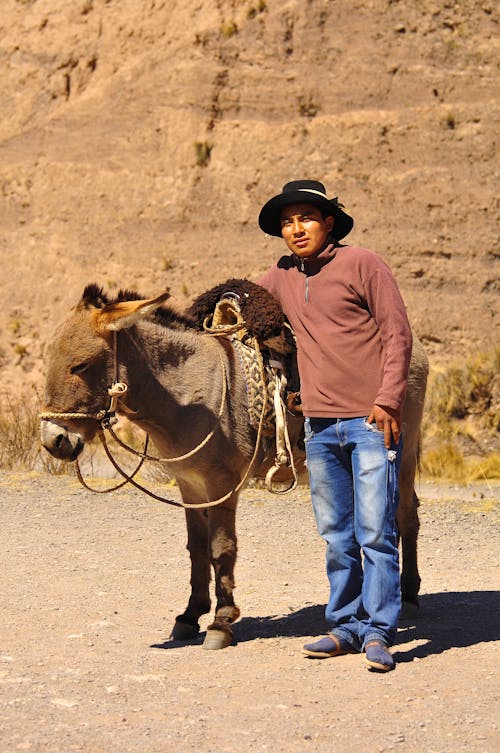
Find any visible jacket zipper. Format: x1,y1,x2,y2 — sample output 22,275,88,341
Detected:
300,258,309,302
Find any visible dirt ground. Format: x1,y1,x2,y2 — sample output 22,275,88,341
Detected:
0,471,498,753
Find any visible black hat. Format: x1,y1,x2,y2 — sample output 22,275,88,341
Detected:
258,180,354,240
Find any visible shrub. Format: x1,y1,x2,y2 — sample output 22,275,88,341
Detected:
220,21,238,38
194,141,212,167
298,95,319,118
421,346,500,480
424,346,499,433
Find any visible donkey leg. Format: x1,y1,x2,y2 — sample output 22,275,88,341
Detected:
171,507,212,641
396,428,422,608
397,478,421,608
204,495,240,650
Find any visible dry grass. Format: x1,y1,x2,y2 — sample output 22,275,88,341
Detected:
2,347,499,483
0,393,69,474
424,347,499,431
0,398,173,483
421,346,500,481
421,443,500,483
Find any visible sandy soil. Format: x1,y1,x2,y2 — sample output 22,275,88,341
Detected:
0,471,498,753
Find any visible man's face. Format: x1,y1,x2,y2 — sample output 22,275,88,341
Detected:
279,203,334,258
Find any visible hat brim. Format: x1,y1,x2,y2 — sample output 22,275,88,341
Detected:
258,190,353,240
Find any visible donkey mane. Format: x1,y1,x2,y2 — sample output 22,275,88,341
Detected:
82,278,286,340
81,283,197,331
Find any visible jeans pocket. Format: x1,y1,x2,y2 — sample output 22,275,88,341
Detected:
363,417,384,434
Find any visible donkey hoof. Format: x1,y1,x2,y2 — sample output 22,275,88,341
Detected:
399,600,419,624
171,619,200,641
203,629,233,650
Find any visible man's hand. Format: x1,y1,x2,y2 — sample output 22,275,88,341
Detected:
367,404,402,449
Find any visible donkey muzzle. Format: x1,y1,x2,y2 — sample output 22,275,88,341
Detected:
40,420,85,461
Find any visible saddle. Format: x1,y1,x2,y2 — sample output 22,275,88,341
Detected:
188,279,304,492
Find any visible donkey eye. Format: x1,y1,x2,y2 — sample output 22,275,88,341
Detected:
70,362,89,375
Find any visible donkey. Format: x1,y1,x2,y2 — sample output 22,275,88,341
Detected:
40,284,428,649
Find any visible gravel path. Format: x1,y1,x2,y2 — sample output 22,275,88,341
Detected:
0,472,498,753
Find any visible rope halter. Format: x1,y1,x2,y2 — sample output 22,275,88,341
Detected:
40,381,128,427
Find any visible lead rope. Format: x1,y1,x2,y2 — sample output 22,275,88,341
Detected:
49,332,267,509
265,358,298,494
91,429,184,507
85,339,269,509
103,342,228,464
74,432,154,495
42,329,291,508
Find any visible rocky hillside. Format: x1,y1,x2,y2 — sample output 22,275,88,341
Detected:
0,0,498,396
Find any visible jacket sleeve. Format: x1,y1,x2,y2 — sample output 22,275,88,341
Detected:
364,261,413,413
255,266,281,304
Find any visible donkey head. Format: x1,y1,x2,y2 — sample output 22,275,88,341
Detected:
41,284,170,460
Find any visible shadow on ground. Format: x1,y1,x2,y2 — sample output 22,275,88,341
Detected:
393,589,500,662
152,591,500,661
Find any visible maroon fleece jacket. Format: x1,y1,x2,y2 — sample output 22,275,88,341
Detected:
257,243,412,418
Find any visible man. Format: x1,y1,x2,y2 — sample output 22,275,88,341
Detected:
257,180,412,672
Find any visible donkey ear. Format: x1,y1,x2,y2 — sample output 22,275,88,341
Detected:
92,291,171,332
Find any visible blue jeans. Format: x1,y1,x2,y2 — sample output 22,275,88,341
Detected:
304,416,402,650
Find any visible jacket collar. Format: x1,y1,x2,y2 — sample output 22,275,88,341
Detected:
292,242,338,273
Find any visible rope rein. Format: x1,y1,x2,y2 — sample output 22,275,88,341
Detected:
89,344,269,510
105,346,229,465
85,430,184,508
41,310,298,508
74,432,153,495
